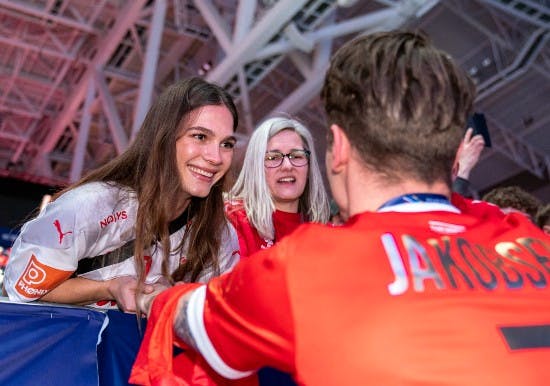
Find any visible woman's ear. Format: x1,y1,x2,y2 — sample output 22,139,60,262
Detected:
328,124,350,173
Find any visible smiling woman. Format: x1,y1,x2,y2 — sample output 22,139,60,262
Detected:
3,77,241,314
175,105,236,199
225,116,330,259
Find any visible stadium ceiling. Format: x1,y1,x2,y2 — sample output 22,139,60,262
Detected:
0,0,548,199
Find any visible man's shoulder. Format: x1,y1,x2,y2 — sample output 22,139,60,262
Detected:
451,193,503,218
275,221,341,252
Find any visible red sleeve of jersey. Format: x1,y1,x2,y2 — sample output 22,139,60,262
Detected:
202,244,295,374
130,283,204,385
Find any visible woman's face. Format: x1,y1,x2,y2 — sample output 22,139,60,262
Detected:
265,129,309,213
175,105,235,199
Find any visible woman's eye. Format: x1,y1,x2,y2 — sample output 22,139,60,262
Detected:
265,153,282,161
192,133,206,141
221,141,235,149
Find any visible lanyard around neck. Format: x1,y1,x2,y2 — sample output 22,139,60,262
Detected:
377,193,451,211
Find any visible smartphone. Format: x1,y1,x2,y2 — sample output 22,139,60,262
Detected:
467,112,492,147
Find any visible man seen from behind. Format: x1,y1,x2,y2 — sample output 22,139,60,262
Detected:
131,30,550,386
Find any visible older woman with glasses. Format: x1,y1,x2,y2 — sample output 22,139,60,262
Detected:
226,116,330,259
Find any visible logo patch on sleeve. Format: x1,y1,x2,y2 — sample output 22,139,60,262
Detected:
53,219,73,244
15,254,73,299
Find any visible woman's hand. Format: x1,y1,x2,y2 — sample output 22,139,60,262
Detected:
108,276,167,314
136,286,166,318
107,276,144,313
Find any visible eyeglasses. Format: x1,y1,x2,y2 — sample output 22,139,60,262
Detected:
264,150,311,168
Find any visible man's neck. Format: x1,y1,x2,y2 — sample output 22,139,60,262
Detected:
347,176,452,217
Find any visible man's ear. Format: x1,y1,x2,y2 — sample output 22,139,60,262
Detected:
328,124,350,173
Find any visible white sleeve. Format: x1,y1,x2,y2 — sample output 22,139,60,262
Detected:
4,187,100,301
5,205,75,301
186,285,254,379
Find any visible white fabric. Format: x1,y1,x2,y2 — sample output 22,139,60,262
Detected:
377,201,460,214
4,182,240,303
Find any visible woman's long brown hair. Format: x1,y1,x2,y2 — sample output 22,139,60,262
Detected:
54,77,238,300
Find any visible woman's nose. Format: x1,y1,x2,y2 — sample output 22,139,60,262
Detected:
280,155,293,169
204,145,222,165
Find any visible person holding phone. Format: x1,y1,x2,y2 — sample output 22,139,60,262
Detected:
452,127,485,196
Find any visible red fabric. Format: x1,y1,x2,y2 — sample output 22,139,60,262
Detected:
172,352,258,386
130,283,259,386
451,192,504,218
203,252,295,374
202,198,550,385
225,200,302,259
224,202,263,259
130,283,201,386
272,210,302,241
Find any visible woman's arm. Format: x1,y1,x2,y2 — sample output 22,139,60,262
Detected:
40,276,112,305
40,275,155,313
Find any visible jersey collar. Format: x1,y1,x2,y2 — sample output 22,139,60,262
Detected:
376,193,460,214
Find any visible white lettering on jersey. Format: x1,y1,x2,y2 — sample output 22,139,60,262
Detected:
381,233,409,295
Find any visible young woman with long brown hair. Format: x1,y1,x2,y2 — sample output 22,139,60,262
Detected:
3,77,240,313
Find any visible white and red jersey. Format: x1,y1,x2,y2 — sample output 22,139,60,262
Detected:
4,182,240,305
179,194,550,385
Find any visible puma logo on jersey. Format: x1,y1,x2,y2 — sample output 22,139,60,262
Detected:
53,219,73,244
100,210,128,229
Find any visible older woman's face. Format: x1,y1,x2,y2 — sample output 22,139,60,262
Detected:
175,105,235,199
264,129,309,213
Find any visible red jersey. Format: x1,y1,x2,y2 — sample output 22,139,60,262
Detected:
184,195,550,385
225,200,302,258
